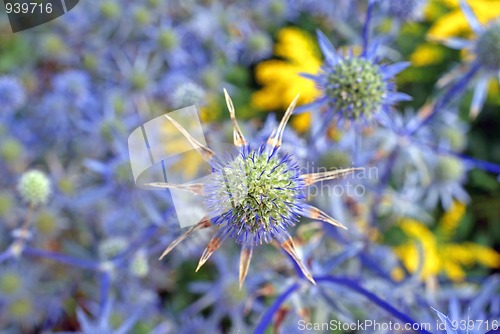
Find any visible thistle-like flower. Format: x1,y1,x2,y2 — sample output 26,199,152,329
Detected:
435,0,500,118
303,31,410,126
150,90,361,287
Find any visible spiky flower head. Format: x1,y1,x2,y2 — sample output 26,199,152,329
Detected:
171,82,205,109
305,31,410,125
17,170,51,206
475,19,500,71
150,90,362,287
323,57,386,120
205,146,304,246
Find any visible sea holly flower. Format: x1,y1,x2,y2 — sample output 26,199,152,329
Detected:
303,30,411,126
431,276,499,334
432,0,500,118
149,90,362,287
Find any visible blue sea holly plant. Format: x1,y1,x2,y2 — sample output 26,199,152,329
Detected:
302,29,411,127
148,90,362,287
434,0,500,119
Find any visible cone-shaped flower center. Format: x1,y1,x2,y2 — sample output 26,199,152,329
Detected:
325,57,386,120
476,20,500,70
206,148,303,245
435,156,464,182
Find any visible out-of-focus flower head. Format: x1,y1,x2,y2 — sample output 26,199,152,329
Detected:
74,299,140,334
170,81,206,109
304,30,411,126
431,0,500,118
422,154,469,208
432,276,499,333
427,0,500,40
0,76,25,117
52,70,92,108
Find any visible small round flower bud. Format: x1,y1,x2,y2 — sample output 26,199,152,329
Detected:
1,138,23,162
98,237,128,259
9,298,34,321
133,7,151,26
171,82,205,109
0,192,13,217
100,1,121,18
0,272,22,295
158,29,178,50
17,170,51,206
435,156,464,182
129,249,149,277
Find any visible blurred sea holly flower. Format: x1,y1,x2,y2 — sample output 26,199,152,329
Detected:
303,30,411,126
184,252,266,333
429,0,500,118
431,276,499,334
170,81,206,110
251,27,322,131
149,91,361,287
382,0,428,21
0,76,26,117
71,299,140,334
392,201,500,282
427,0,500,40
52,70,93,109
420,154,469,209
0,263,56,328
144,19,198,68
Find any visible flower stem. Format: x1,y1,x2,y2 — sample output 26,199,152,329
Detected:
314,275,433,334
22,247,100,271
405,62,481,136
254,283,300,334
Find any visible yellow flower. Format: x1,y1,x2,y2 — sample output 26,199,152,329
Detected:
428,0,500,39
410,44,446,66
392,201,500,282
411,0,500,67
252,27,321,131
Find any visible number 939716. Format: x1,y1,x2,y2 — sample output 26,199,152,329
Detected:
5,1,53,14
